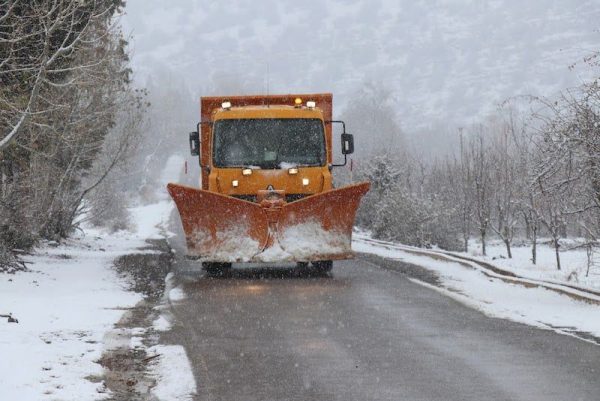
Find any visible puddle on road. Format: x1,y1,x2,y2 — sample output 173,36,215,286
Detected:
114,239,173,299
99,305,158,401
98,239,174,401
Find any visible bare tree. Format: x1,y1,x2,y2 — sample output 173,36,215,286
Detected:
488,114,524,258
0,0,138,267
457,130,473,252
0,0,118,150
469,130,492,256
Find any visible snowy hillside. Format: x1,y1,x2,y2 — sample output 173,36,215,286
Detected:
123,0,599,130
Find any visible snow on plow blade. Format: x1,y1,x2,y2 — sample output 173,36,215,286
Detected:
273,182,370,262
167,184,269,261
167,182,370,263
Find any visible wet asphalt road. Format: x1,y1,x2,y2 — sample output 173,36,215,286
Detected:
162,253,600,401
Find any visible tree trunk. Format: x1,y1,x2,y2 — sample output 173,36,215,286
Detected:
463,234,468,253
531,227,537,265
480,229,487,256
585,243,592,278
504,239,512,259
553,237,561,271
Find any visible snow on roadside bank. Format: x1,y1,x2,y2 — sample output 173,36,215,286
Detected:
144,269,197,400
0,200,174,401
353,236,600,340
460,239,600,290
147,345,197,401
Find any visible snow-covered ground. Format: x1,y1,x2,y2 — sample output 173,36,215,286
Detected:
146,345,196,401
461,239,600,290
353,234,600,342
0,199,182,401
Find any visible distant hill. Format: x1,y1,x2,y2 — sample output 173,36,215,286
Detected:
123,0,599,131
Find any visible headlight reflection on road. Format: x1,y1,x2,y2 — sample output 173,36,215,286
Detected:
240,284,267,295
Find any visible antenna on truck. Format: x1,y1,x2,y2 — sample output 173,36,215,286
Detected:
266,61,270,108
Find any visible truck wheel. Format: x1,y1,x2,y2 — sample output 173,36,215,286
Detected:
203,262,232,277
312,260,333,274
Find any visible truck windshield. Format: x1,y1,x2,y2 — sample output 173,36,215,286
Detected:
213,118,326,168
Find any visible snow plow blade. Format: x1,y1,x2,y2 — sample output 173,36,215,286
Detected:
274,182,370,262
167,183,269,261
167,182,370,263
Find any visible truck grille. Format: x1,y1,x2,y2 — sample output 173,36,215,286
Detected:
231,194,309,203
232,195,257,203
285,194,308,202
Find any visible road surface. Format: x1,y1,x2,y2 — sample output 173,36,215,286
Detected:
159,251,600,401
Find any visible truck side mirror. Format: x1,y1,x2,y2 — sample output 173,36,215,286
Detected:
189,131,200,156
341,133,354,155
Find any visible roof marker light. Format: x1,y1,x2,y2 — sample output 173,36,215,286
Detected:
222,101,232,109
306,101,316,109
242,168,252,176
288,168,298,175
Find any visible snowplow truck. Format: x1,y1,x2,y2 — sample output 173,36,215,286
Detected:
167,93,370,273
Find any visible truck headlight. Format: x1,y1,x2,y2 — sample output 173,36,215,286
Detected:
302,178,309,186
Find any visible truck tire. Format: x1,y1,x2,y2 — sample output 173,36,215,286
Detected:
203,262,232,277
312,260,333,273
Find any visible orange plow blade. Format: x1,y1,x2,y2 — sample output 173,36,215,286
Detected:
167,183,269,261
272,182,371,261
167,182,370,263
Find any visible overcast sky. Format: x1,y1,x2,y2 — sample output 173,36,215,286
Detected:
120,0,599,131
